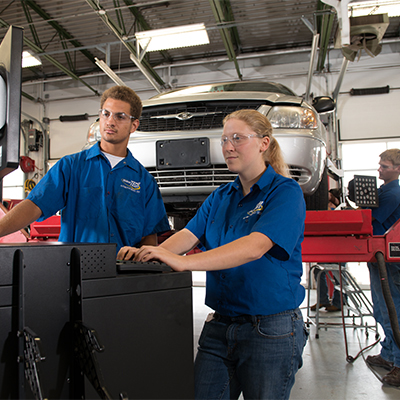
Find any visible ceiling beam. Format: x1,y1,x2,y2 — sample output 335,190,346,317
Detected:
23,0,96,66
0,17,100,95
113,0,127,37
59,32,75,72
208,0,242,80
121,0,172,63
25,36,100,95
85,0,166,92
316,1,336,72
20,0,41,48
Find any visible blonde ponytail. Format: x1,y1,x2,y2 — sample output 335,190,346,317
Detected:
264,135,289,177
223,109,289,178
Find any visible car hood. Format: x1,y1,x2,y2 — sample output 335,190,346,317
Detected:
142,91,303,107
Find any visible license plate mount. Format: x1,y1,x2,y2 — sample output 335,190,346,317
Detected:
156,137,210,169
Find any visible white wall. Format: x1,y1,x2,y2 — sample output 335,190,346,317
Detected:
46,97,100,159
22,75,159,161
337,50,400,141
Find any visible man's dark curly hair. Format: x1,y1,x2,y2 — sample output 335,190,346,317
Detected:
100,86,143,120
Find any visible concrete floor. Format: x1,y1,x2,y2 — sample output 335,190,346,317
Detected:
192,286,400,400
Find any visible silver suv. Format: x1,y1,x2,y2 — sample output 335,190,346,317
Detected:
86,81,334,221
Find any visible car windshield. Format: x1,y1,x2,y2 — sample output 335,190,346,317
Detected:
152,82,296,99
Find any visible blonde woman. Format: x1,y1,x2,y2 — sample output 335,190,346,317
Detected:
119,109,308,399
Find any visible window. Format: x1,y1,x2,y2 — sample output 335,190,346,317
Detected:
341,140,400,187
340,140,400,285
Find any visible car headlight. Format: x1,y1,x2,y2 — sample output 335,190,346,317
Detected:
87,119,101,143
267,106,318,129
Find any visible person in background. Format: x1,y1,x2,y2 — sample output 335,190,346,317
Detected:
119,109,308,400
310,189,346,313
0,86,170,252
364,149,400,387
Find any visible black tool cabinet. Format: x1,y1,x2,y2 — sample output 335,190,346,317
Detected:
0,242,194,399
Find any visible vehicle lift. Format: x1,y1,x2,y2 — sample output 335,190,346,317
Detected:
303,208,400,362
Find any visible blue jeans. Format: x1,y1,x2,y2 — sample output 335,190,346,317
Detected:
194,308,308,400
368,262,400,367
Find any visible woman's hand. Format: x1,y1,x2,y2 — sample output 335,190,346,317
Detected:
134,245,187,271
117,246,139,261
117,232,273,272
117,245,188,272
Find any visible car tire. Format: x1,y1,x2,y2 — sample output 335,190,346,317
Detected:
304,167,329,211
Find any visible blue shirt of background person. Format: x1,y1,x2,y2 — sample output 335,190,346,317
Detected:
118,109,308,400
371,179,400,235
185,165,305,316
0,86,170,252
27,142,169,251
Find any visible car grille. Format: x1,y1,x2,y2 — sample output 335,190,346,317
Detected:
148,164,310,188
139,100,266,132
148,164,236,188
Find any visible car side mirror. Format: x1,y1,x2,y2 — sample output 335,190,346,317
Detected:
312,96,335,114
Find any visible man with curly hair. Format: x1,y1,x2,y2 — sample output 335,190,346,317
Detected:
0,86,170,252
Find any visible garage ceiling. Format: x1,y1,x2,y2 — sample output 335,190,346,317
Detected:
0,0,399,93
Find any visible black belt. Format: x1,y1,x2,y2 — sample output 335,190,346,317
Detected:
214,312,258,324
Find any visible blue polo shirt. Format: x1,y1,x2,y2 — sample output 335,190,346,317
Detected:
27,142,170,251
186,165,306,316
371,179,400,235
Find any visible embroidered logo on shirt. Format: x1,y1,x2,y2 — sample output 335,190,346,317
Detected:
121,179,141,193
244,201,264,219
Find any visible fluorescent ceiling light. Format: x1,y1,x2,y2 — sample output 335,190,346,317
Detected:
135,23,209,52
349,0,400,17
22,50,41,68
94,57,126,86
